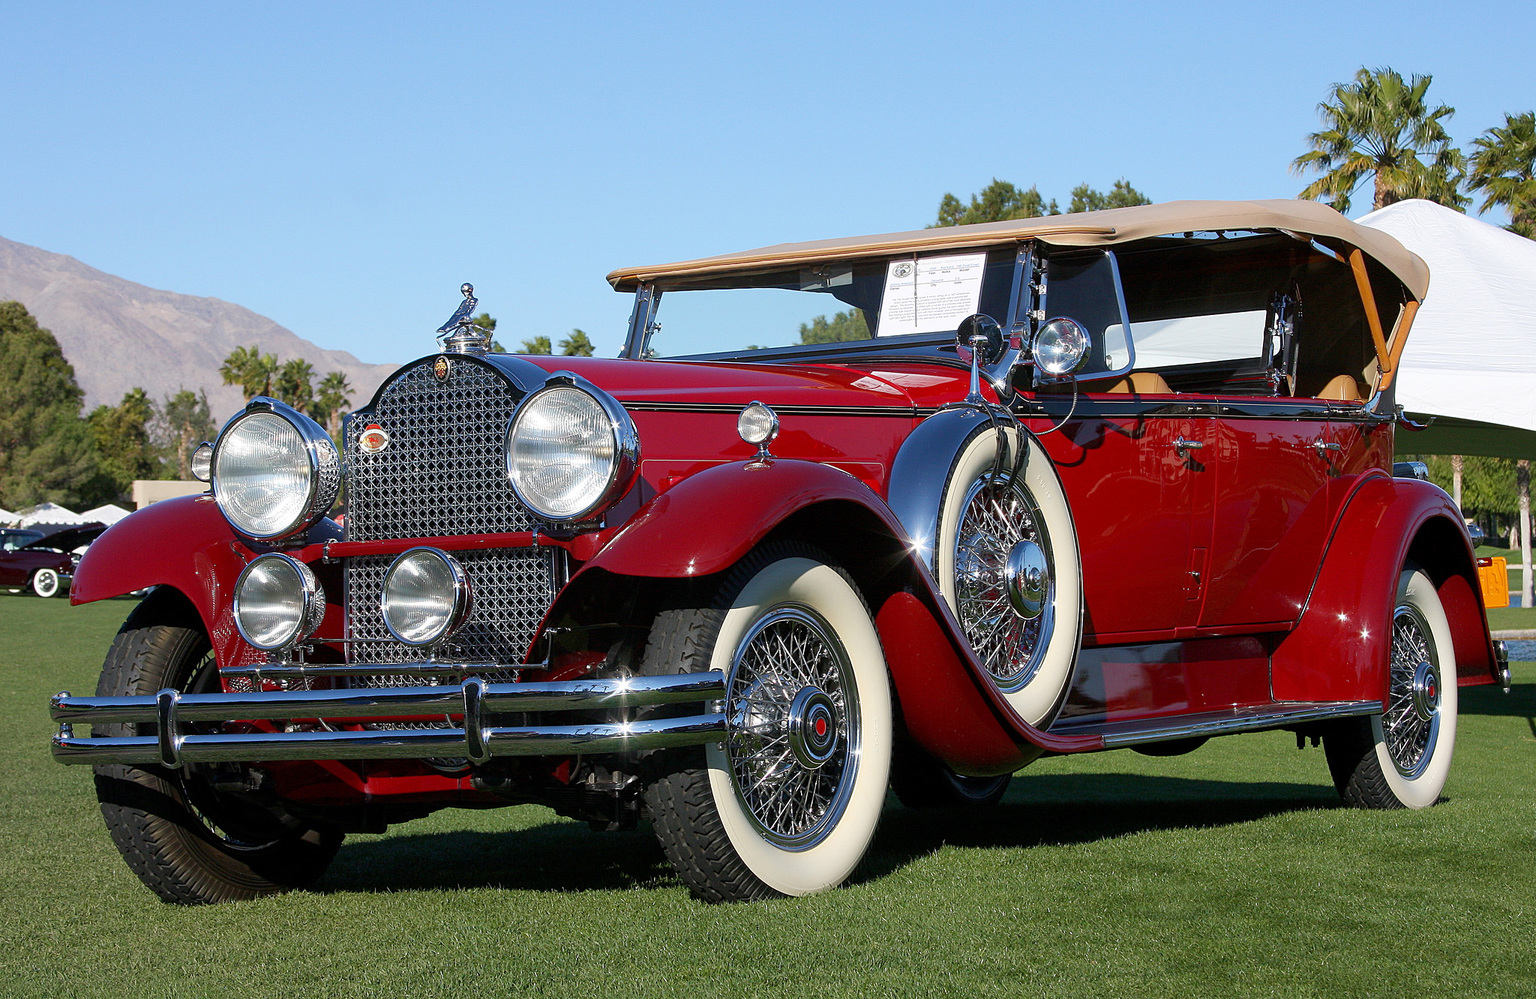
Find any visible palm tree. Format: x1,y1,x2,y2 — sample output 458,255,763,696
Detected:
558,329,595,357
218,345,277,398
1468,111,1536,237
273,358,315,411
1292,67,1465,213
313,371,353,437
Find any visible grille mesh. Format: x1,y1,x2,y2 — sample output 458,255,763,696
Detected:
342,356,554,669
346,549,554,665
345,359,535,541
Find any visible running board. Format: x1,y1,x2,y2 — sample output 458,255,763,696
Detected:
1047,700,1381,749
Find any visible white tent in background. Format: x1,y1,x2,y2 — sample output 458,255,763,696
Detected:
0,508,18,527
80,504,132,525
16,502,91,528
1357,199,1536,458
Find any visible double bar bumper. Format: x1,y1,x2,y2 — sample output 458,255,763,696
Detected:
51,671,726,769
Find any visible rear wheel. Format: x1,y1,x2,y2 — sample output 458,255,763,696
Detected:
92,591,341,903
30,568,60,597
643,546,892,900
1324,569,1458,809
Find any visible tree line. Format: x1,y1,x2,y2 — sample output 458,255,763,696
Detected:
0,301,218,511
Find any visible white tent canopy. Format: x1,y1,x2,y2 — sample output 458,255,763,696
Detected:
16,502,93,528
1358,199,1536,459
80,504,132,525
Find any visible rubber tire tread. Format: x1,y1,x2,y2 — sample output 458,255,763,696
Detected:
92,592,340,904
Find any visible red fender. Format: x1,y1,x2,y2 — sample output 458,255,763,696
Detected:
70,494,341,670
1271,474,1497,702
584,459,885,578
565,459,1101,765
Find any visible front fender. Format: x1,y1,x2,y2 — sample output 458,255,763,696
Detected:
1271,474,1496,702
71,494,342,668
583,459,891,578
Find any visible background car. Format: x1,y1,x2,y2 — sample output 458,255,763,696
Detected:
1,524,104,597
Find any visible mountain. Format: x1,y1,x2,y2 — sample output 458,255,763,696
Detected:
0,235,398,420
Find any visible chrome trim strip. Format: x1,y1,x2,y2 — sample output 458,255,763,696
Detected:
620,401,917,419
219,661,541,679
1094,700,1380,749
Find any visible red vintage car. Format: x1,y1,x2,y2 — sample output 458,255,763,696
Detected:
51,200,1507,903
2,524,103,597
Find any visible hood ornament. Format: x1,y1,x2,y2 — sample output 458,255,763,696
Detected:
436,283,493,355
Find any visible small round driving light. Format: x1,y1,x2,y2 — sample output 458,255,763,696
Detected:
737,401,780,448
1033,317,1091,377
233,554,325,651
189,442,214,483
381,548,472,647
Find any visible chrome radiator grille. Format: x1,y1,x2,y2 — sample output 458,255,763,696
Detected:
345,359,535,541
342,356,553,667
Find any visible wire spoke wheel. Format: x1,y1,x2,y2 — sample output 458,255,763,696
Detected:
725,607,859,848
954,471,1053,689
1383,603,1440,778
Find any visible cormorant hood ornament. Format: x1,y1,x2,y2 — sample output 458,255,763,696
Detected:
436,283,493,355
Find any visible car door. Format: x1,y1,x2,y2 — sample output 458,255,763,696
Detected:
1195,397,1336,630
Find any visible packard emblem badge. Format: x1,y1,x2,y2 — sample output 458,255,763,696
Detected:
358,423,391,454
434,356,451,381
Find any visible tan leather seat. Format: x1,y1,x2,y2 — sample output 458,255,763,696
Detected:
1104,370,1174,395
1315,374,1365,402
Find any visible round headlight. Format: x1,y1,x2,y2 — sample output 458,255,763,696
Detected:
506,381,639,522
1033,317,1091,377
212,399,340,541
233,554,324,651
381,548,472,647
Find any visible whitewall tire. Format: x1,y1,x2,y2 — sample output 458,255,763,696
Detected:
643,546,892,900
935,426,1080,727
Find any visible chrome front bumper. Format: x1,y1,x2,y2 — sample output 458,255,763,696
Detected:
51,672,726,769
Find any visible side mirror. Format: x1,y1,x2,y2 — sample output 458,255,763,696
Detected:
956,314,1005,366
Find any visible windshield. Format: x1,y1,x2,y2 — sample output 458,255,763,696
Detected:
636,251,1019,359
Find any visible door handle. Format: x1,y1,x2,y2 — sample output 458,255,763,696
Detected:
1172,437,1203,457
1312,440,1343,458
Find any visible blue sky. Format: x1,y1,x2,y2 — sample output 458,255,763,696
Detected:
2,1,1530,366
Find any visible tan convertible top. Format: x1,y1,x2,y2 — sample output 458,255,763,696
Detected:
607,199,1429,301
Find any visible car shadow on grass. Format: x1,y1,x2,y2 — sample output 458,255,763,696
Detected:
1459,680,1535,738
317,773,1337,897
318,820,676,895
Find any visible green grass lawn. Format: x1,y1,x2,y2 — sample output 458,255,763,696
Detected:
3,594,1533,998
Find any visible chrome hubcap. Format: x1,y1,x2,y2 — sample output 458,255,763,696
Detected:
1385,603,1440,778
1003,539,1048,620
955,472,1054,690
725,605,860,848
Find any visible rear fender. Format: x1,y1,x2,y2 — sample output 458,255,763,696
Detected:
1271,475,1496,702
552,458,1101,767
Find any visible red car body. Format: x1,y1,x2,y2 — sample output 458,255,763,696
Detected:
51,200,1504,903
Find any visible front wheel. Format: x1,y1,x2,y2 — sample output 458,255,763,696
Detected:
31,568,60,597
92,590,342,903
1324,568,1458,809
643,546,892,901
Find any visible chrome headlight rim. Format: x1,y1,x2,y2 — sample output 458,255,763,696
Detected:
232,553,325,652
380,547,473,647
211,397,341,542
504,375,640,524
